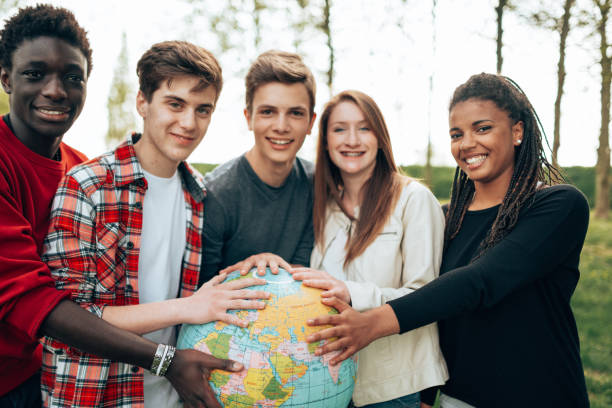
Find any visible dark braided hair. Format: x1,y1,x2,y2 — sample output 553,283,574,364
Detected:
444,73,564,259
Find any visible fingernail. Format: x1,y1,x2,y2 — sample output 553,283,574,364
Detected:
232,362,243,370
314,349,321,356
307,319,314,325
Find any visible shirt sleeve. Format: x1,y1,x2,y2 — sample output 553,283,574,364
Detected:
346,183,445,311
200,190,227,285
0,178,69,341
42,174,104,318
388,186,590,334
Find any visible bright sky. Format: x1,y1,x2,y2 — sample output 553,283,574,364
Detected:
4,0,609,167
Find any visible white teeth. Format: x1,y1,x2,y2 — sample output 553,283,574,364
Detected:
465,155,487,165
269,139,291,145
342,152,363,157
39,109,66,116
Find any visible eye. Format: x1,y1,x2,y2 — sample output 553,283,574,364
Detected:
291,110,305,117
359,126,370,131
476,125,492,133
168,102,182,109
197,106,212,115
450,132,462,139
66,74,84,83
332,126,345,133
22,70,42,80
260,109,273,115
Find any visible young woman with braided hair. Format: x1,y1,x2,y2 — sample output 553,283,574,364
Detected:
306,73,590,408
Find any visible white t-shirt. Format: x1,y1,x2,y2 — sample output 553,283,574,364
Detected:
139,168,187,408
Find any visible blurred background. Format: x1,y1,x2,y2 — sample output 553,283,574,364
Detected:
0,0,610,406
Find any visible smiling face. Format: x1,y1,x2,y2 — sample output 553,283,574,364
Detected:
0,36,87,152
326,101,379,182
245,82,315,170
449,98,523,190
135,75,217,177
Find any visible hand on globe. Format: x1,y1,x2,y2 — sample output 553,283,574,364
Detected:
166,348,244,408
178,269,357,407
291,267,351,304
183,274,270,327
306,299,400,366
219,252,293,276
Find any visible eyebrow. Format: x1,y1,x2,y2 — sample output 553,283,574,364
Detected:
256,104,307,110
23,61,84,73
163,95,214,108
330,119,368,125
449,119,492,132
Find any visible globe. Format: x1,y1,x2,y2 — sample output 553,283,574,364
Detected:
177,268,357,407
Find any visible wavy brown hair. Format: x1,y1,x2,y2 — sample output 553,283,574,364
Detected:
445,73,564,259
314,90,404,267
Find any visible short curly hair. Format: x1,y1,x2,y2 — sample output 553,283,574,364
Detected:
0,4,92,76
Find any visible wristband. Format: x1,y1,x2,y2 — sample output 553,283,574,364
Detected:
150,344,166,376
158,345,176,377
150,344,176,376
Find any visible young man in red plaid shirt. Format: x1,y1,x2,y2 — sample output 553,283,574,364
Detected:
0,6,255,408
40,41,269,407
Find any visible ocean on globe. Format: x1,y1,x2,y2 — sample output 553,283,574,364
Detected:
177,268,357,407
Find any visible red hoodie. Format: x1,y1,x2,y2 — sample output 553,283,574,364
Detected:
0,118,87,395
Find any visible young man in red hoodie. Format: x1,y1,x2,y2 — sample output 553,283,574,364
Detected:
0,5,242,408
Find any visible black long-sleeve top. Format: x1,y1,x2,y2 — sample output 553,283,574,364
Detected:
388,185,590,407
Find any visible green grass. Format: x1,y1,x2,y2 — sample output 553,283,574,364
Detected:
572,213,612,408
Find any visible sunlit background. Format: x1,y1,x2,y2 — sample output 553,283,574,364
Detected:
0,0,608,168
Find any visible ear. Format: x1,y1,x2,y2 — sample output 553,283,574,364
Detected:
1,68,12,94
136,91,147,119
244,108,253,131
306,112,317,135
512,120,524,146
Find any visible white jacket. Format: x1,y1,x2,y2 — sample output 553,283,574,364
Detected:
311,181,449,406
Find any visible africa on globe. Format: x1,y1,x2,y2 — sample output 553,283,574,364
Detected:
177,268,357,407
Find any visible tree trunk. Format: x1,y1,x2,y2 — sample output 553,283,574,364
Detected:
552,0,575,168
425,0,437,187
495,0,507,74
322,0,334,94
594,0,611,219
253,0,263,50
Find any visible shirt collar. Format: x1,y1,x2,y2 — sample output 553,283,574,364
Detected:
112,133,206,202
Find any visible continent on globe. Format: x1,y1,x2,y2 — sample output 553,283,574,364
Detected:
178,268,357,407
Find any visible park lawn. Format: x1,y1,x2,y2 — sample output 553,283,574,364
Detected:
572,213,612,408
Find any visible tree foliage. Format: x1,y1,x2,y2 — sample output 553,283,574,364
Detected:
105,33,135,146
185,0,336,95
523,0,576,168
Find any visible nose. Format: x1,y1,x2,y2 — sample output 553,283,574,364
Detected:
274,113,290,133
41,75,67,101
179,110,196,131
460,131,476,150
345,126,360,146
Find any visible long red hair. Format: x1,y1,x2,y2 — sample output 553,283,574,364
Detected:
314,90,404,267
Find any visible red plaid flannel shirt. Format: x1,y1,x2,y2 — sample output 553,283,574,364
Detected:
40,135,205,407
